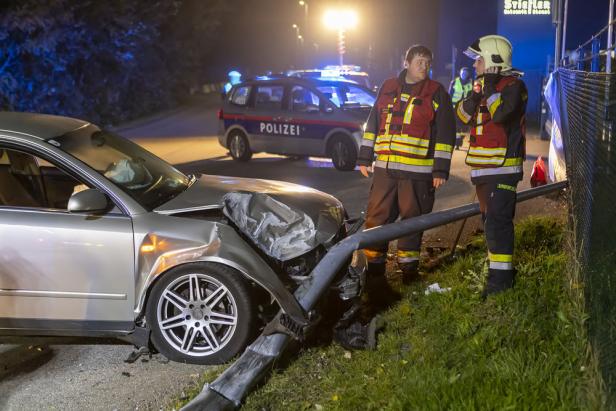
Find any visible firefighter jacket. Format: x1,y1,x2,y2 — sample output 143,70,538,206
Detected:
456,73,527,184
450,77,472,104
357,70,456,180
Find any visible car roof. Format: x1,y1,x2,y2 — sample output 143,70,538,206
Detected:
0,112,90,140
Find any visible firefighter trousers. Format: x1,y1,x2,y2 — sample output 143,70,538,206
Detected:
475,181,517,289
364,167,435,266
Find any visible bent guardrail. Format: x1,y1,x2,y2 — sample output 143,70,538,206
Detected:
181,181,568,411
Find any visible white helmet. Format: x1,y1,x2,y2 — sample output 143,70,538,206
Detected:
464,35,513,72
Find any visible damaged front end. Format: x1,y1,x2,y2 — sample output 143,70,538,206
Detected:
221,190,367,337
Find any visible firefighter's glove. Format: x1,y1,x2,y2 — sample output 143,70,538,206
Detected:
482,73,500,97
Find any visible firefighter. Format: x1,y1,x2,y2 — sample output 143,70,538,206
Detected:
456,35,527,296
358,44,456,292
449,67,473,149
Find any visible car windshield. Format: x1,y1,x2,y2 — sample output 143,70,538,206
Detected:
52,126,192,210
316,84,375,108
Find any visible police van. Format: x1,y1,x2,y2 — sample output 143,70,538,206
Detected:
218,77,375,171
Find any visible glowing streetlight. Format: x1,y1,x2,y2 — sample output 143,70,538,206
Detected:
323,9,358,65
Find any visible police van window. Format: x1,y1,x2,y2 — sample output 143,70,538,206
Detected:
230,85,251,106
290,86,320,113
344,85,375,107
254,85,284,110
318,85,374,108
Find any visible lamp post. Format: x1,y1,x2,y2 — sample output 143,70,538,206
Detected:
323,9,358,66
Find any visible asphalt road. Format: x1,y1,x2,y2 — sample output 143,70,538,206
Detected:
0,97,551,410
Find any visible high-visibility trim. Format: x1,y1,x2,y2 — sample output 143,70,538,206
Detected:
396,135,430,147
468,146,506,156
376,134,391,143
457,104,471,122
434,151,452,160
503,157,523,166
470,165,523,177
432,100,439,111
364,249,386,263
497,183,517,192
384,104,393,138
489,252,513,263
361,138,375,147
403,97,416,124
490,261,513,270
398,250,420,258
398,250,420,263
466,156,505,165
401,93,411,102
387,143,429,156
375,159,433,173
363,131,376,141
487,93,502,117
476,112,483,135
435,143,453,153
375,154,434,166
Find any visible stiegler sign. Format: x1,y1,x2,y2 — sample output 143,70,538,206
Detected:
504,0,551,15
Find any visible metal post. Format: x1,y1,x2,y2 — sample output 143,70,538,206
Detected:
554,0,563,68
591,37,601,72
451,45,457,83
561,0,569,63
578,49,585,71
607,0,615,73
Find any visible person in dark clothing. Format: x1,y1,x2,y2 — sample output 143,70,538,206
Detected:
456,35,527,296
357,45,456,295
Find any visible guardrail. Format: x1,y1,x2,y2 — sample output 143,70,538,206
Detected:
181,181,569,411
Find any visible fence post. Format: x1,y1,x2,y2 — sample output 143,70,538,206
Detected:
578,49,586,71
591,37,601,72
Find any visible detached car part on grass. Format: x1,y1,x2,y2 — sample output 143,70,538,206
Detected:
0,112,366,365
182,181,569,410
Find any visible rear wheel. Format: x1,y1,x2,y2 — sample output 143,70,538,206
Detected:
228,130,252,161
330,136,357,171
146,263,256,365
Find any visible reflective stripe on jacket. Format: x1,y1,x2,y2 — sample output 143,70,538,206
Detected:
451,77,472,104
456,74,527,183
358,70,456,180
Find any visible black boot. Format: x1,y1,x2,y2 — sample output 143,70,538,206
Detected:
482,269,516,298
365,263,401,312
400,261,420,285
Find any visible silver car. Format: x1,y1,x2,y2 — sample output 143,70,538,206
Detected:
0,112,366,364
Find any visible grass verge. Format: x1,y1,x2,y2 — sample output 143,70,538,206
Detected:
172,216,605,410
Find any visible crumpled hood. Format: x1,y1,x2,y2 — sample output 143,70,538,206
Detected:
155,175,345,261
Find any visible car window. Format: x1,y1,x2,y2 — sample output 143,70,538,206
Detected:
317,84,374,108
0,147,91,210
290,86,320,113
230,85,251,106
254,85,284,110
54,127,191,211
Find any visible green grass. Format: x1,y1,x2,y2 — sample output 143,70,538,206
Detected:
173,216,605,410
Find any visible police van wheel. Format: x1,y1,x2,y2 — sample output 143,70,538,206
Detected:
330,137,357,171
228,131,252,161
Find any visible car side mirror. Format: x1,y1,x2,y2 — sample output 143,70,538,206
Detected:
68,188,110,213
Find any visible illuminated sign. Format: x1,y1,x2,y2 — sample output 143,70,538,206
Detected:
504,0,551,15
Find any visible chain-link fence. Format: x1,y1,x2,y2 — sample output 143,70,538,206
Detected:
555,68,616,397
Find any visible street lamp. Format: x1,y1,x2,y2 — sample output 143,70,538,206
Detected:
323,9,358,66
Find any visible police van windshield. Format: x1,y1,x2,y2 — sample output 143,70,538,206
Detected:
317,84,375,108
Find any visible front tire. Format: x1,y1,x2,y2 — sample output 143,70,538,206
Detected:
330,136,357,171
146,263,256,365
228,130,252,161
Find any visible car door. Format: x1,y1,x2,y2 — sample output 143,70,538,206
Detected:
285,84,328,155
251,83,291,154
0,145,135,333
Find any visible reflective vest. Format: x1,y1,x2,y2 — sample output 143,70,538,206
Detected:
465,76,525,176
451,77,472,104
372,78,442,174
